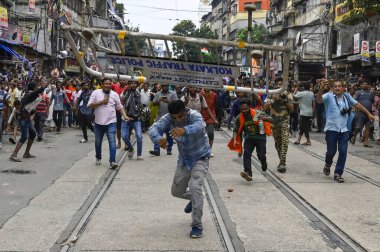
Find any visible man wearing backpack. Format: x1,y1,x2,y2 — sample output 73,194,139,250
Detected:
121,81,143,160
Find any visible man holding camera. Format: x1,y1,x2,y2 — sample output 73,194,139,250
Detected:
149,84,177,156
264,80,294,173
316,80,375,183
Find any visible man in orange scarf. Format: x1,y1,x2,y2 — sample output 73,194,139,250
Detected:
230,98,273,181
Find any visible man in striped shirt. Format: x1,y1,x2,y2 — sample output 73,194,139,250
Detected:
34,91,50,142
148,100,210,239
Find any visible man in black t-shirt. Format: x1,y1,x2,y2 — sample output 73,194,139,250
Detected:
351,81,375,147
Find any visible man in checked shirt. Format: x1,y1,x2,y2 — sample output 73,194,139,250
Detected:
148,100,211,239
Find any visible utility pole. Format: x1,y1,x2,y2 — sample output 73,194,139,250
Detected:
325,0,336,79
245,3,256,92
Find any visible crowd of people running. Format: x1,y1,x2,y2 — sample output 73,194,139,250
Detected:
0,68,379,238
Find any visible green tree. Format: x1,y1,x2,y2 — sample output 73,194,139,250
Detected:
340,0,380,25
171,20,219,62
123,22,148,56
236,24,269,44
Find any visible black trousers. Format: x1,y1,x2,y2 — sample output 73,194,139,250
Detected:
79,112,94,140
53,110,64,132
243,138,267,172
299,115,311,138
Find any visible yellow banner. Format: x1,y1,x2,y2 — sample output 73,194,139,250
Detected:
335,1,351,23
0,6,8,30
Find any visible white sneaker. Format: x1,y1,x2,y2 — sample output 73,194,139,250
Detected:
0,142,2,149
96,159,101,165
210,153,214,157
127,149,135,160
137,156,143,160
110,162,119,169
79,139,87,143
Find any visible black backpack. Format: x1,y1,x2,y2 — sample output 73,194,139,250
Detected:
124,91,142,120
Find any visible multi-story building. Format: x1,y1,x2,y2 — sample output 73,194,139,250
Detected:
331,1,380,81
201,0,270,66
267,0,330,81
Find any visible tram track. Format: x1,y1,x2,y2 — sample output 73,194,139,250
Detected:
58,136,237,252
288,142,380,188
219,129,368,252
60,138,136,252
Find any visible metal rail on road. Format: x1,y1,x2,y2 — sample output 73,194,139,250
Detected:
61,25,290,95
289,142,380,188
60,138,136,251
220,130,368,252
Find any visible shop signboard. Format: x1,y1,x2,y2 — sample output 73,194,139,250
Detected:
376,41,380,64
29,0,36,13
0,6,8,30
354,33,360,54
361,40,370,62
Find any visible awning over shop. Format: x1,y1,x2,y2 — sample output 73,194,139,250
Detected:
0,43,34,78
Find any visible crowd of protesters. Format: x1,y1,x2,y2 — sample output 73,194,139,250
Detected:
0,65,378,165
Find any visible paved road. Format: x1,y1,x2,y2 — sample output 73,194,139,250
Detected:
0,129,378,251
0,128,94,227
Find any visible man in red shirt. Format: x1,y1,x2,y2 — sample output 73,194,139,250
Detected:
112,80,127,149
63,80,76,127
200,89,218,156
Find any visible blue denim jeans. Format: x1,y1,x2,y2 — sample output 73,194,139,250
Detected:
0,111,3,143
325,131,349,176
121,120,143,156
154,129,173,153
63,103,73,127
19,119,36,144
94,123,117,163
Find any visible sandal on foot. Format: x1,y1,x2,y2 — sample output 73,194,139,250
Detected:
334,175,345,183
301,142,311,145
363,144,373,148
323,166,330,176
9,156,22,162
23,154,36,158
294,141,300,145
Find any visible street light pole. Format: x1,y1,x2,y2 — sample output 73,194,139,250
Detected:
245,3,256,92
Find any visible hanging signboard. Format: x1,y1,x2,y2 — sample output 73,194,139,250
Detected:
0,6,8,30
361,41,370,62
29,0,36,13
48,19,53,33
107,56,239,88
354,33,360,54
376,41,380,64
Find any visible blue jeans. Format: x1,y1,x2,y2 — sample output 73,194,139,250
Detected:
94,123,117,163
19,119,36,144
325,131,349,176
63,103,73,127
0,111,3,143
121,120,143,156
154,129,173,153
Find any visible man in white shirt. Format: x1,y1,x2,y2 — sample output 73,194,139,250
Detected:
294,82,315,145
140,82,151,132
88,79,129,169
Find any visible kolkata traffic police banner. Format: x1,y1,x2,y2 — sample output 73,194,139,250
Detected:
376,41,380,64
0,7,8,30
107,56,240,88
361,41,370,62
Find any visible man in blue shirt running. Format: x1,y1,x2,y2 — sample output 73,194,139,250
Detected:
148,100,210,239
